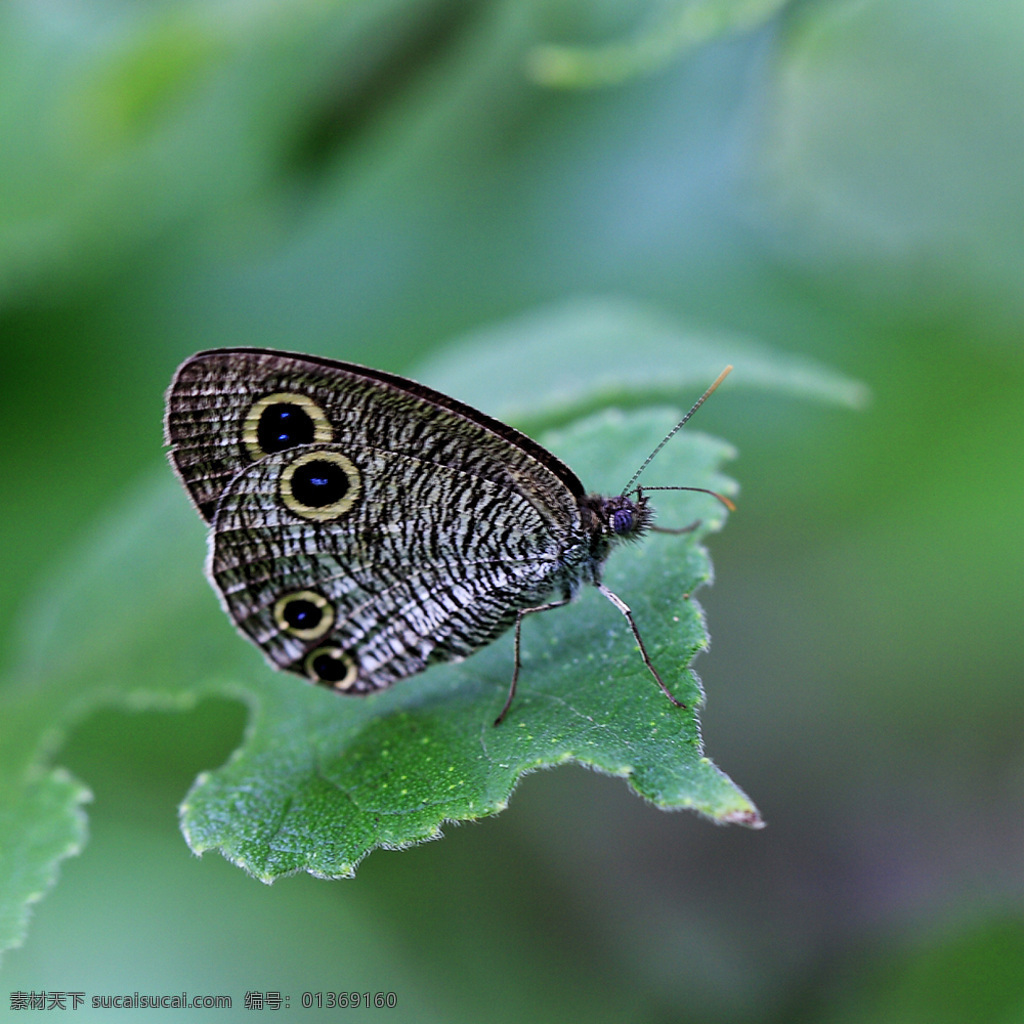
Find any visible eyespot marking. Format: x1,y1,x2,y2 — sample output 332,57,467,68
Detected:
243,393,332,460
280,450,361,521
305,647,358,690
273,590,334,640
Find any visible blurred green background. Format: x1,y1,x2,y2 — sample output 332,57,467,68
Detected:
2,0,1023,1021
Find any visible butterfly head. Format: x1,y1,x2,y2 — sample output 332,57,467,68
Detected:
584,491,654,544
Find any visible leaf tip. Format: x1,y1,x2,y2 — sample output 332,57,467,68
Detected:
722,806,766,829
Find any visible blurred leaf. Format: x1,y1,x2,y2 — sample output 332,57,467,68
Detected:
755,0,1024,323
0,768,90,958
529,0,788,88
418,295,868,431
0,0,455,301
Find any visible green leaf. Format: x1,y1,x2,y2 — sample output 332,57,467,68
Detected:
177,410,757,880
2,409,754,889
1,302,864,952
0,767,90,958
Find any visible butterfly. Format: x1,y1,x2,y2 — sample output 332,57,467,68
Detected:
164,348,732,724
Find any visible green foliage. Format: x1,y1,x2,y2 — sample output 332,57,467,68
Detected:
0,770,89,962
3,0,1020,1016
418,296,868,430
178,408,751,881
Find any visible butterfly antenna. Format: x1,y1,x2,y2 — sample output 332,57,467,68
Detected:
621,365,733,496
639,484,736,513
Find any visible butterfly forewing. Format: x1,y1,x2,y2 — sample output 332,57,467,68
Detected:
165,348,584,524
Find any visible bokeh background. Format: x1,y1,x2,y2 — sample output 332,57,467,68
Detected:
2,0,1023,1021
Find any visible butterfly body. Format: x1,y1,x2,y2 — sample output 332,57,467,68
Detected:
165,348,653,701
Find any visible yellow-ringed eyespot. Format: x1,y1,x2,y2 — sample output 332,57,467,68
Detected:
279,450,361,521
273,590,335,640
305,647,358,690
242,393,332,461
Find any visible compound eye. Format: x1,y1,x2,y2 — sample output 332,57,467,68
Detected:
612,508,635,534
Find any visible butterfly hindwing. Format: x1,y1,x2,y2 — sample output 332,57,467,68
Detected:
209,441,571,691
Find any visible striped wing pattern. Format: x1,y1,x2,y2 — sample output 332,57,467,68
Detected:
165,348,589,693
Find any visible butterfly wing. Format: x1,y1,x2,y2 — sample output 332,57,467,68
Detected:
210,443,573,691
165,348,589,692
165,348,585,523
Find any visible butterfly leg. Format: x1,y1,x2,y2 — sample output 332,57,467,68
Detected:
493,597,572,726
596,583,687,710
